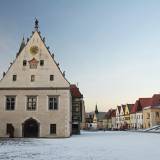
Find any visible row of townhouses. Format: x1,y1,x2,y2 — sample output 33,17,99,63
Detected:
115,94,160,130
85,94,160,130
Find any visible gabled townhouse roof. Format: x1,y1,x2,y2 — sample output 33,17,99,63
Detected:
111,109,116,117
131,94,160,113
122,105,126,113
127,104,133,112
151,94,160,106
106,109,116,119
70,84,83,98
137,98,152,112
117,106,121,114
131,100,138,114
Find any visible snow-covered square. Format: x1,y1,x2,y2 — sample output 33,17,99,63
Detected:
0,131,160,160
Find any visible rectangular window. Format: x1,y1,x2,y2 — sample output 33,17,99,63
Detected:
23,60,27,66
48,96,58,110
156,112,159,118
50,124,56,134
50,75,54,81
40,60,44,66
6,96,16,110
27,96,37,110
12,75,17,81
31,75,35,82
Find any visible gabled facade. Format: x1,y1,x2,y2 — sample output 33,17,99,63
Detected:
115,106,121,129
0,20,71,138
119,105,125,129
143,94,160,128
136,98,152,129
124,104,133,129
130,101,138,129
143,106,160,128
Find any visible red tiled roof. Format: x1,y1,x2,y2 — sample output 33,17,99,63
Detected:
122,105,125,112
111,109,116,117
137,98,152,111
131,101,138,114
151,94,160,106
70,84,83,98
131,94,160,113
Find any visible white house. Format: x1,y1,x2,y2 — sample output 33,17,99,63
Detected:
115,106,121,129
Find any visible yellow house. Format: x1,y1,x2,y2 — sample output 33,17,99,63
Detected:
143,106,160,129
124,104,133,129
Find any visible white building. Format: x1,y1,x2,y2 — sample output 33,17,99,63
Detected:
119,105,125,128
0,19,71,138
115,106,121,129
136,112,143,129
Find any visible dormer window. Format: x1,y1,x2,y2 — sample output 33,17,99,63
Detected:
23,60,27,66
40,60,44,66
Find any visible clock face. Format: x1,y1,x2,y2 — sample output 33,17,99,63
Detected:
30,46,39,55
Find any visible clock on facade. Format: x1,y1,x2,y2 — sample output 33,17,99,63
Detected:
30,46,39,55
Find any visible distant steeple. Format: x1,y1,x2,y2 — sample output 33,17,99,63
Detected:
34,18,39,31
16,37,25,57
95,104,99,114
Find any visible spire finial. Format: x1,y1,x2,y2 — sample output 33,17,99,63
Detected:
95,104,98,114
34,18,39,31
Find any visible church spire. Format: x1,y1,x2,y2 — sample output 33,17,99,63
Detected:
95,104,99,114
34,18,39,31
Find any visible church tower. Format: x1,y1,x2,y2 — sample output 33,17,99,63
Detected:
95,104,99,114
0,19,71,138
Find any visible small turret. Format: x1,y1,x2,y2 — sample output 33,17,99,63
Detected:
34,18,39,31
95,104,99,114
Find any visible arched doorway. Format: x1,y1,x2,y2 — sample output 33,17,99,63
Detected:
23,118,39,138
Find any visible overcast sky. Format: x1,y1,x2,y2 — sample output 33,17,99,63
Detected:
0,0,160,111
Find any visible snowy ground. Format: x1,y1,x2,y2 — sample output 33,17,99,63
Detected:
0,131,160,160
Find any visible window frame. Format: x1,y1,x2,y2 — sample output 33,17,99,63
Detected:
40,60,44,66
48,96,59,110
50,124,56,134
5,96,16,111
26,96,37,111
31,75,35,82
23,60,27,66
12,75,17,81
50,75,54,81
